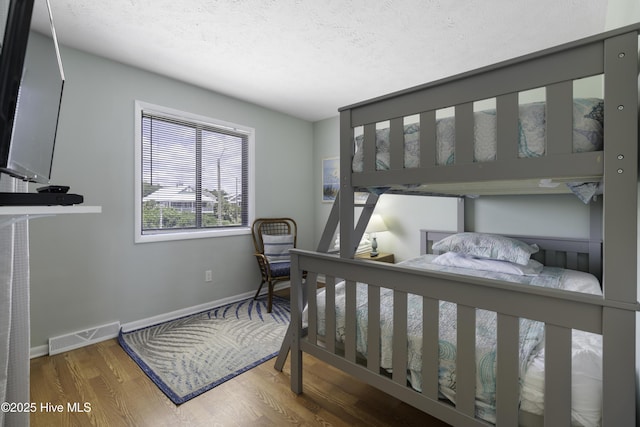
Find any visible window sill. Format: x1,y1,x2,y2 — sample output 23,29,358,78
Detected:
135,226,251,243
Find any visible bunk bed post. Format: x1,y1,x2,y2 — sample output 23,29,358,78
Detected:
589,198,603,282
600,30,639,426
289,252,303,394
339,109,356,259
456,198,464,232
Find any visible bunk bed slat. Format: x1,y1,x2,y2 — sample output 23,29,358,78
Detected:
496,93,518,160
390,117,404,170
422,296,440,400
308,273,318,344
455,304,476,416
544,249,557,267
602,307,637,426
455,103,474,164
325,275,336,353
495,313,520,426
363,123,376,173
392,290,409,385
566,251,578,271
543,324,572,425
546,81,574,155
344,280,357,362
367,285,381,374
419,111,437,168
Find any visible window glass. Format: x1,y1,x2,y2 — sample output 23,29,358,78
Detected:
135,101,253,242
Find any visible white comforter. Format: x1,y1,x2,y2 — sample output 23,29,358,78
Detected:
308,254,603,426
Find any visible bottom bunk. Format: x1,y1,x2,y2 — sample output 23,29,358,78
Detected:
286,231,638,426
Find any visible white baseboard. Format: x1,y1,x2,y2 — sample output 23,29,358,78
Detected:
48,321,121,356
30,345,49,359
122,283,290,332
120,290,256,332
30,283,291,358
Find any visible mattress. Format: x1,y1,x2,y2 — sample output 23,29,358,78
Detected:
308,254,603,426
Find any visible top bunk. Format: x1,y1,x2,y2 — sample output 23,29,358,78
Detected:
339,23,640,199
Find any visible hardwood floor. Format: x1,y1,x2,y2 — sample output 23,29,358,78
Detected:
30,338,450,426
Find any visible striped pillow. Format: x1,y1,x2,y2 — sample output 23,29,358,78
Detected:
263,234,294,263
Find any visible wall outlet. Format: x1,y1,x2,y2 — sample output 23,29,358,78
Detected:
205,270,212,282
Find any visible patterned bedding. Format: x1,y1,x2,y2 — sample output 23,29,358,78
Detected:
351,98,604,202
352,98,604,171
308,254,603,426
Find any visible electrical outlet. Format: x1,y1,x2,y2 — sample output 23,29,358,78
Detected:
205,270,212,282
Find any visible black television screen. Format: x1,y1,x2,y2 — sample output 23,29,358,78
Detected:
0,0,64,184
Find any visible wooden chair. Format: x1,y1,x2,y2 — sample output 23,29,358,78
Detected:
252,218,297,312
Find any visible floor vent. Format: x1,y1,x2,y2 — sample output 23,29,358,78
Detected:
48,321,120,356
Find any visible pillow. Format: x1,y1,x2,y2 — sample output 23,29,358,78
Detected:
432,252,544,276
432,232,539,265
263,234,294,263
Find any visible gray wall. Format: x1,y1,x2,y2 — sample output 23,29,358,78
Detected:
28,35,315,347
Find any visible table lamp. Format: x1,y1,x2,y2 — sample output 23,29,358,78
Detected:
366,214,387,257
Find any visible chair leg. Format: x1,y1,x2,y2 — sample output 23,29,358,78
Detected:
254,280,265,300
267,281,274,313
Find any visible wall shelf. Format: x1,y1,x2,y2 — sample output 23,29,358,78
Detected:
0,205,101,228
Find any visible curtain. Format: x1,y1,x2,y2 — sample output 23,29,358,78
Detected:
0,177,30,427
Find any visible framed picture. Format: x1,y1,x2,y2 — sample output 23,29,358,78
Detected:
322,157,339,203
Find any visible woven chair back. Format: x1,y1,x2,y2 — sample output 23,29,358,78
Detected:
251,218,298,254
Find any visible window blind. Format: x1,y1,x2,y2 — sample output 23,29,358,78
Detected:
141,111,249,234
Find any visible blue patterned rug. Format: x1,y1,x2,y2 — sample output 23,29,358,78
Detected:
118,296,290,404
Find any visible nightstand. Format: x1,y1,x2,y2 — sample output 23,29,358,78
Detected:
355,252,395,263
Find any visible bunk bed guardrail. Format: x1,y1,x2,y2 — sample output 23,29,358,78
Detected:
288,242,637,426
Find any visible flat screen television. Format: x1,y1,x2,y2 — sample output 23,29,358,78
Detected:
0,0,64,184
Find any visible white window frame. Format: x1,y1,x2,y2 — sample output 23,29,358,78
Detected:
134,100,255,243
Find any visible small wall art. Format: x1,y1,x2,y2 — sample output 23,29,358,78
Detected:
322,157,339,202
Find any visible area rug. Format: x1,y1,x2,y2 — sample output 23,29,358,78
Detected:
118,296,290,404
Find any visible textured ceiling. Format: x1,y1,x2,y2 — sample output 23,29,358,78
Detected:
31,0,608,122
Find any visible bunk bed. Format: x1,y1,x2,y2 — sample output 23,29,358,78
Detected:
283,23,640,426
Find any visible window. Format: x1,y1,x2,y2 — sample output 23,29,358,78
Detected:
135,101,254,243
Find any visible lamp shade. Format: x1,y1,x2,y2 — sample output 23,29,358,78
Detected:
366,214,387,233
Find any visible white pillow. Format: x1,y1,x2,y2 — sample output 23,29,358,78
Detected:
432,252,544,276
263,234,294,263
432,232,539,265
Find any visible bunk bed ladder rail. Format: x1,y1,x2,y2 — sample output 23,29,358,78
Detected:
274,190,380,371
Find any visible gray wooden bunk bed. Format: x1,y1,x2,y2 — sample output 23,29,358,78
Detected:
280,23,640,426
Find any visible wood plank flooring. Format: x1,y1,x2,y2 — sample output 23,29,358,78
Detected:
30,338,451,426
